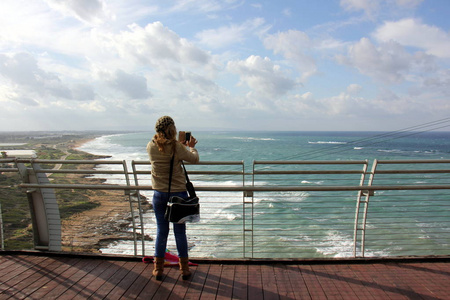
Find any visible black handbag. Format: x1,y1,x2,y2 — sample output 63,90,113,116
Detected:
164,154,200,224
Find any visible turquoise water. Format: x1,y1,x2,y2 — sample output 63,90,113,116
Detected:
79,130,450,162
79,131,450,258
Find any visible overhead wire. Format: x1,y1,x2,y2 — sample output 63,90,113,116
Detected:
279,117,450,161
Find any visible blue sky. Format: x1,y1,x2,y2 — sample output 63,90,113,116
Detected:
0,0,449,131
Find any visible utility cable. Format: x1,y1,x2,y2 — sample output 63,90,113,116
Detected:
279,117,450,161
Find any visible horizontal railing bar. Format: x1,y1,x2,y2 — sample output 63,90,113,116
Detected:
376,159,450,164
253,160,368,165
254,170,365,175
132,170,245,175
35,169,127,174
16,159,126,164
132,160,244,165
0,168,18,172
18,183,450,191
375,170,450,174
33,169,246,176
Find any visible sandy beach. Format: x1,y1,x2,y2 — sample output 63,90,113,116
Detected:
0,131,152,253
59,134,153,253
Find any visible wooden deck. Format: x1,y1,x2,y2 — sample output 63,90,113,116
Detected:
0,254,449,299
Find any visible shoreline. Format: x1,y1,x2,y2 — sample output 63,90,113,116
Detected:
32,133,153,253
70,134,153,253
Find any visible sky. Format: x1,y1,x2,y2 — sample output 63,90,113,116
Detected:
0,0,449,132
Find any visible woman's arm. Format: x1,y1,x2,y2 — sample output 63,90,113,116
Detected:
177,142,199,164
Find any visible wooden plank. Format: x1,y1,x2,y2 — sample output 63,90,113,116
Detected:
69,260,125,299
428,262,450,298
87,260,134,299
247,265,263,300
299,265,327,299
394,263,439,299
272,264,297,300
1,256,450,300
26,257,80,299
330,264,372,300
385,263,424,299
184,263,210,300
322,264,360,300
311,264,345,300
232,264,248,299
216,264,235,300
106,261,149,300
12,257,73,299
260,264,280,300
153,266,182,300
168,265,199,300
347,263,390,300
136,264,177,299
0,256,53,297
0,257,18,276
0,255,45,283
371,263,410,300
285,264,311,300
118,261,151,299
41,258,103,299
200,264,222,300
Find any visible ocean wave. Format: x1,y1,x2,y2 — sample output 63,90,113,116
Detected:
301,180,324,185
377,149,404,153
308,141,347,144
232,137,276,141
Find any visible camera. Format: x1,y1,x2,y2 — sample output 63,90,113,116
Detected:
178,131,192,142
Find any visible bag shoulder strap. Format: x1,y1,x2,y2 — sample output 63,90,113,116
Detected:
168,154,175,194
181,161,191,183
182,162,197,198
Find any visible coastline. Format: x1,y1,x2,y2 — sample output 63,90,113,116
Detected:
58,134,153,253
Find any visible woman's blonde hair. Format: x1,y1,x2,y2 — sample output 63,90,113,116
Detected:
153,116,177,153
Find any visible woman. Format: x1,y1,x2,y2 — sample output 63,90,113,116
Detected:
147,116,199,280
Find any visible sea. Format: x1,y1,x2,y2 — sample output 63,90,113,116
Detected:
78,131,450,258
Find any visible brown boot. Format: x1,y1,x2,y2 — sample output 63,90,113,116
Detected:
179,257,192,280
152,257,165,281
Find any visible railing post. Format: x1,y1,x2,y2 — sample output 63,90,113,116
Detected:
17,161,62,251
123,160,139,256
353,160,377,257
242,161,256,258
131,160,146,256
0,201,4,250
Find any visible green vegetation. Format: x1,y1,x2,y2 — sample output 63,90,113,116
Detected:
56,188,101,219
0,172,33,249
0,132,111,250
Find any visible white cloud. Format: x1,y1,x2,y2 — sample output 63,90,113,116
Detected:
374,18,450,58
44,0,109,25
392,0,423,8
340,0,423,18
340,0,380,16
263,30,317,80
282,8,292,17
227,55,296,99
80,101,106,112
337,38,414,83
347,84,362,95
99,22,214,70
108,70,151,99
0,52,72,100
169,0,243,14
196,18,267,49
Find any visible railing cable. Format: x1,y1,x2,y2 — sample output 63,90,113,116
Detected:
279,117,450,160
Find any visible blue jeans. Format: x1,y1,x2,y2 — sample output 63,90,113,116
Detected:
152,190,188,258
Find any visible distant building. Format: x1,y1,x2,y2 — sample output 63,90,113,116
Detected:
1,150,37,158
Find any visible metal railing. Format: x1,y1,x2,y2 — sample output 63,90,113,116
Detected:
0,158,449,259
